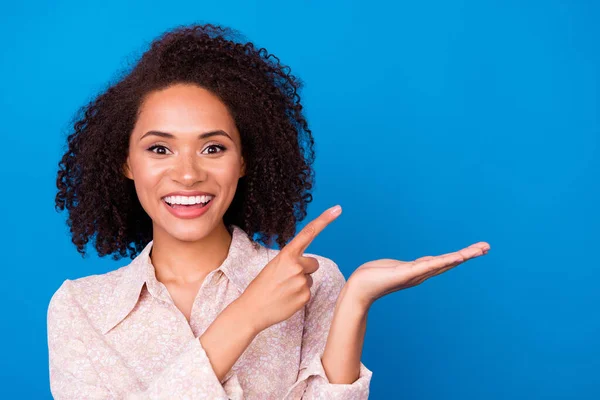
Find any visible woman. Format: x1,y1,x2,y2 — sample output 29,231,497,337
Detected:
49,23,490,399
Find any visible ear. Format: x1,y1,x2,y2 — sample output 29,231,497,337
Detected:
240,156,246,178
122,157,134,180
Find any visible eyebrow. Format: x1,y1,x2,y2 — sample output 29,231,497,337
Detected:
139,130,233,142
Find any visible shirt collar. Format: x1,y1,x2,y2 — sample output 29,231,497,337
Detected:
101,225,261,334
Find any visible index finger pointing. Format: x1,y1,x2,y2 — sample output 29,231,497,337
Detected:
283,205,342,257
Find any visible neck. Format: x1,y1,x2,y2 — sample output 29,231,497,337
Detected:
150,222,233,285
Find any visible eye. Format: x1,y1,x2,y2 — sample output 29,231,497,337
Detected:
147,145,172,155
202,144,227,155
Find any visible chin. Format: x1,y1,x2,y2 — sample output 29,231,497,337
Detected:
154,220,217,242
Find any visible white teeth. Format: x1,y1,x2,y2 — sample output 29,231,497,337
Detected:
164,195,214,205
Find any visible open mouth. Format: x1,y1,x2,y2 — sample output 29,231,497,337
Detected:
163,198,213,209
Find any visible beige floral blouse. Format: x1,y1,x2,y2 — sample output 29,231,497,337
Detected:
47,225,373,399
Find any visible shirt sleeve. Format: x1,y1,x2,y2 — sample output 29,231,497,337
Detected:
47,280,244,399
282,257,373,400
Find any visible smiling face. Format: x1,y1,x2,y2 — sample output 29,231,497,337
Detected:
123,83,245,242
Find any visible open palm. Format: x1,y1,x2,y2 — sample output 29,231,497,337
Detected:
348,242,490,308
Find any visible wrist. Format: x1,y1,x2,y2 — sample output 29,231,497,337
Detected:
230,295,261,337
338,280,372,315
322,283,369,384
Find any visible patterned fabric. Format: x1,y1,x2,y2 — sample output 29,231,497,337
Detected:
47,225,372,399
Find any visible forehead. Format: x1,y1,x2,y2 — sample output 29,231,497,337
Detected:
135,83,239,140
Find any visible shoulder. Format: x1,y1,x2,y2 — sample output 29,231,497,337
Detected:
47,266,128,324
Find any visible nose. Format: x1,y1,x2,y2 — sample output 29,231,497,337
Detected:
171,150,207,185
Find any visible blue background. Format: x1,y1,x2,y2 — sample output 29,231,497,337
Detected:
1,0,598,398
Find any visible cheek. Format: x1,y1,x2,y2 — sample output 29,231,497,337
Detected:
212,157,243,184
210,164,242,202
130,155,166,198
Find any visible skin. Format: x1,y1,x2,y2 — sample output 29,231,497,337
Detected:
321,226,490,383
253,207,491,384
122,83,246,321
242,206,490,384
121,82,492,384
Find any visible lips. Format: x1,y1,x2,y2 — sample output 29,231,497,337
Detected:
162,197,214,219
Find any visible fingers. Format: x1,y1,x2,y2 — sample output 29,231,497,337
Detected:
455,242,489,261
418,258,464,282
414,242,491,264
410,242,490,276
298,257,318,289
409,252,465,275
298,256,319,275
283,205,342,257
305,274,313,289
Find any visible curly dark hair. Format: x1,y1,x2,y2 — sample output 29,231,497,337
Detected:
55,23,316,260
